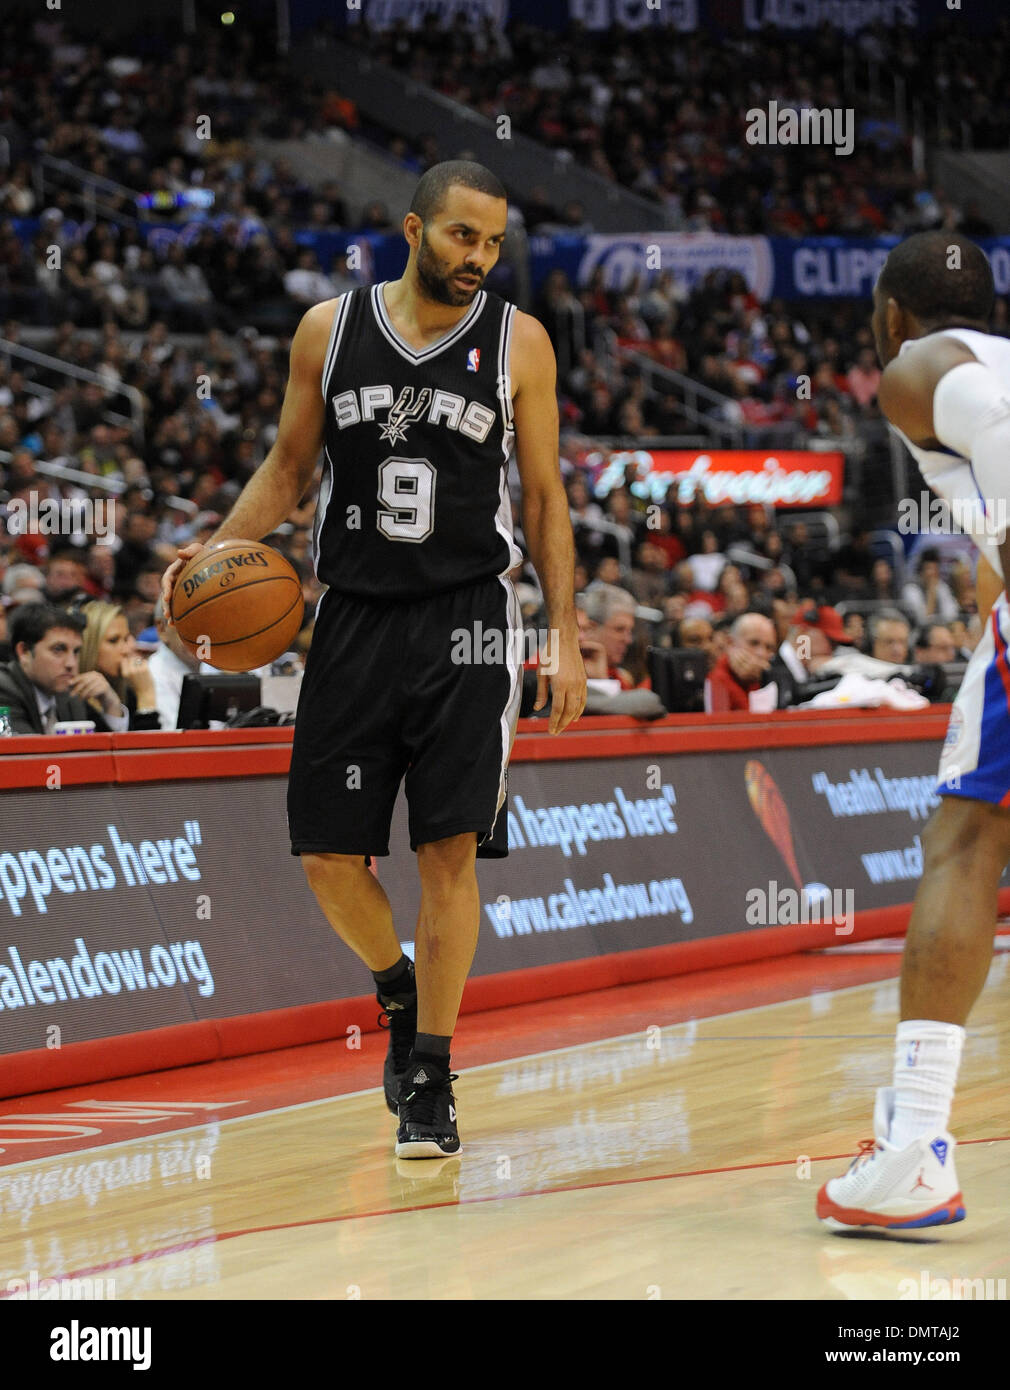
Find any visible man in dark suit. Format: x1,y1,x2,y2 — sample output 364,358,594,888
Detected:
0,605,128,734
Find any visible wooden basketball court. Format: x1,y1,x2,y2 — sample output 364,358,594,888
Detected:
0,949,1006,1301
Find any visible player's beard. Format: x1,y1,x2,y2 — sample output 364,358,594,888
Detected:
415,228,481,306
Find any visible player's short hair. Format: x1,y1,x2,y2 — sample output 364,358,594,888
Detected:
876,231,994,324
409,161,507,225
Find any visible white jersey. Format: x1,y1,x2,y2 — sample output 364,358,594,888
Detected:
894,327,1010,583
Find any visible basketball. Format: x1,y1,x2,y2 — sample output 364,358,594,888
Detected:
170,539,304,672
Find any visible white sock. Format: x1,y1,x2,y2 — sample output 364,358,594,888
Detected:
889,1019,965,1147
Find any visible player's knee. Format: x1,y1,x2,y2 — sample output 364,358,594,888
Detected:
301,851,371,890
922,800,1010,873
417,833,477,889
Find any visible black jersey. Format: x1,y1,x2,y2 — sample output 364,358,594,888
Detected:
313,281,523,600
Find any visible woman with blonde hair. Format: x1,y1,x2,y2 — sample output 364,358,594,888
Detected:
78,602,161,730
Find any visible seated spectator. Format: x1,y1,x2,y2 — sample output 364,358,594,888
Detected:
158,244,215,330
114,511,171,595
869,608,913,665
573,597,664,718
774,602,924,697
909,621,962,702
3,563,45,604
628,542,668,607
575,600,608,679
585,555,623,591
283,248,337,307
686,529,726,591
146,595,201,729
846,347,881,408
779,603,852,682
645,507,686,570
675,616,715,670
328,251,362,296
914,622,958,665
78,600,161,730
0,603,127,733
601,487,639,556
568,474,607,559
578,583,647,689
901,548,959,624
869,557,900,602
842,611,866,649
44,545,91,606
704,612,778,712
356,200,394,233
831,527,876,600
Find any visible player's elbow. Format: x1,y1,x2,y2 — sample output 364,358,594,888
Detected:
933,361,1010,459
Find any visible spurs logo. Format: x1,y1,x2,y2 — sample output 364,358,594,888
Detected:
380,386,433,444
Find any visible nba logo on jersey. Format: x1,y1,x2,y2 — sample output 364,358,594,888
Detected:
467,348,481,372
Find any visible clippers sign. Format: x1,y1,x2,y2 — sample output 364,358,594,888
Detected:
587,449,844,508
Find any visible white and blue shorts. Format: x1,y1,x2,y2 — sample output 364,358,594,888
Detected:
937,594,1010,807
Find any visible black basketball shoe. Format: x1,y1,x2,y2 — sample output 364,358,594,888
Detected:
395,1060,461,1158
376,961,417,1116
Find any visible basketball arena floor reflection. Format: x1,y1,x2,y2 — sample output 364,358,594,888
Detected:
0,945,1006,1301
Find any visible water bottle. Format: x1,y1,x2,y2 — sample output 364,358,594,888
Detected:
0,705,13,737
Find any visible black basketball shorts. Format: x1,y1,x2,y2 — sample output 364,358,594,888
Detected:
288,575,523,859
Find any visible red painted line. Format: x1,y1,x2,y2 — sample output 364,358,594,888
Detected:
7,1133,1006,1293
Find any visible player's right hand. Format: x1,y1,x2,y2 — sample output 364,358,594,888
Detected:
161,543,207,626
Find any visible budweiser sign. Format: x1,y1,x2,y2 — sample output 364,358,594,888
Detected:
585,450,844,508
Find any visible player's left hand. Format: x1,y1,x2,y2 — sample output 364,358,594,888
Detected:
535,626,587,734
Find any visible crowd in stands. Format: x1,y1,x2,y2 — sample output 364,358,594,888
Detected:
506,483,985,710
349,17,1010,235
0,308,325,714
0,13,999,726
1,13,1006,341
531,263,970,450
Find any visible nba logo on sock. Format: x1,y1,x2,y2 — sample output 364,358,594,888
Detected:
467,348,480,372
931,1138,948,1165
906,1039,920,1066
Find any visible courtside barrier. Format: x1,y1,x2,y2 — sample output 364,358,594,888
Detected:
1,710,1003,1097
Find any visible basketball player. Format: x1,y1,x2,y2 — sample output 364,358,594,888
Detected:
162,161,587,1157
819,231,1010,1229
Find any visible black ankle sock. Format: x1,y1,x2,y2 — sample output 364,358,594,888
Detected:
372,954,414,993
413,1033,451,1057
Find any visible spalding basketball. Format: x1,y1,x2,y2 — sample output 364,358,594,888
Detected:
170,539,304,672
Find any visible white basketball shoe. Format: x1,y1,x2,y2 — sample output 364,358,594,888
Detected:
817,1087,965,1231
